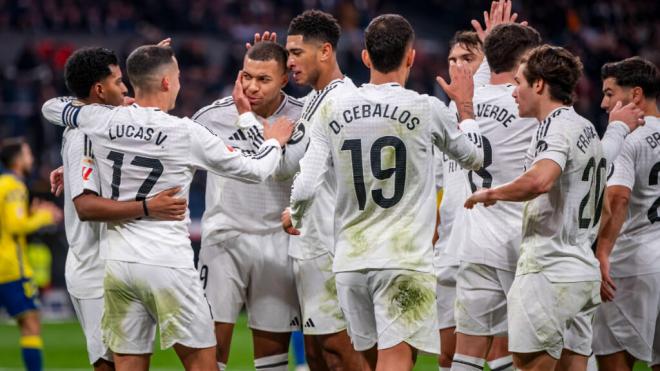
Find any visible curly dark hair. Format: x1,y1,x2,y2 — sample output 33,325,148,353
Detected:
524,45,583,105
288,10,340,49
246,41,288,73
601,57,659,99
64,47,119,99
364,14,415,74
484,24,541,74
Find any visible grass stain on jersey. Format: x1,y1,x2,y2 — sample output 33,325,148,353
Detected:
142,287,184,347
345,201,378,258
386,273,435,326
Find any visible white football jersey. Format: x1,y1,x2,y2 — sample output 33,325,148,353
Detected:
291,83,484,273
61,127,104,299
433,150,463,268
42,98,282,269
450,84,537,271
193,93,305,246
288,77,357,260
518,106,603,282
607,116,660,277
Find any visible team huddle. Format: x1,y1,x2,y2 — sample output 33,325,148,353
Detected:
2,1,652,371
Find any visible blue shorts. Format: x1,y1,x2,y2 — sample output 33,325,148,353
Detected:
0,279,38,317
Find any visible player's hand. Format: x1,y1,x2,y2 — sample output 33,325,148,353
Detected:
437,62,475,120
471,0,527,42
464,189,497,209
157,38,172,47
281,208,300,235
608,101,645,133
50,166,64,197
246,31,277,49
264,117,295,146
31,198,63,224
232,70,251,115
146,187,187,221
597,255,616,302
122,96,136,106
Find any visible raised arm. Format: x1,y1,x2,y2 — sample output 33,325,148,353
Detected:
41,96,75,127
601,101,644,164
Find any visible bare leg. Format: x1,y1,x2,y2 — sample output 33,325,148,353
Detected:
361,345,378,371
112,354,150,371
375,342,416,371
318,330,363,370
304,335,330,371
513,351,557,371
439,327,456,368
595,351,635,371
214,322,234,364
173,343,217,371
93,358,115,371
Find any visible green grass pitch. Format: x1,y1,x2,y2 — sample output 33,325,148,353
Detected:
0,315,651,370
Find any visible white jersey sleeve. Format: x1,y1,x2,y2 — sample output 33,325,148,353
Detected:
61,128,103,299
601,121,630,165
429,97,483,171
290,118,331,227
187,115,282,183
607,116,660,277
473,58,491,87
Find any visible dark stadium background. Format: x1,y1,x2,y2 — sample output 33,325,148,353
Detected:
0,0,657,361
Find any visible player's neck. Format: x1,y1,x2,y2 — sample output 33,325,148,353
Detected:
78,96,103,106
640,99,659,117
369,68,406,86
253,92,284,119
489,71,516,85
313,61,343,91
537,99,568,122
135,93,170,112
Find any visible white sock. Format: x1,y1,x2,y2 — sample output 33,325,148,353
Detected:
487,355,513,371
254,353,288,371
217,362,226,371
440,367,452,371
451,354,485,370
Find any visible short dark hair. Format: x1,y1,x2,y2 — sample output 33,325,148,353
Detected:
246,41,288,73
288,10,341,49
524,45,583,105
364,14,415,73
64,47,119,99
484,24,541,74
126,45,175,90
0,137,26,168
601,57,659,99
449,31,482,54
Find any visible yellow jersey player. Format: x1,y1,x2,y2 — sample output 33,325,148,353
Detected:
0,137,62,371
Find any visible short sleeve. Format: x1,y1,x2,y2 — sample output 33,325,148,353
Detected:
532,121,571,170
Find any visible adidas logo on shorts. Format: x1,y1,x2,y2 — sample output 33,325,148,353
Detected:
304,318,315,328
289,316,300,327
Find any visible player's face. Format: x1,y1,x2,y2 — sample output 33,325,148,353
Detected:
512,63,537,118
166,57,181,111
286,35,321,87
600,77,632,113
97,64,128,107
241,57,287,110
448,43,484,75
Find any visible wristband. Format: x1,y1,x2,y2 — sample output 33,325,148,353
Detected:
142,199,149,217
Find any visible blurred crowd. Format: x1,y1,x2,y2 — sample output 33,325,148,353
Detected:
0,0,658,220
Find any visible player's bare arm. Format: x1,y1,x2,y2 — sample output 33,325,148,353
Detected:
464,158,562,208
595,185,631,302
73,186,187,222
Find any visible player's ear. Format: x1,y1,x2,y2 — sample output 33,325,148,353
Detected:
320,42,332,62
161,75,170,92
534,79,544,96
631,86,644,105
361,50,371,70
92,82,104,100
406,48,416,68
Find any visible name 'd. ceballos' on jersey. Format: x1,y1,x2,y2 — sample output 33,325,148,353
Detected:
329,103,420,134
108,124,168,145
